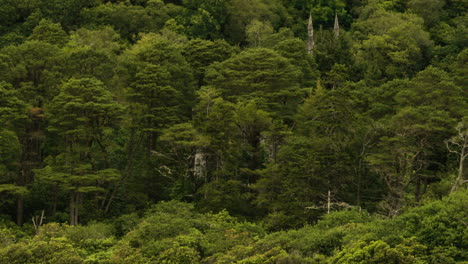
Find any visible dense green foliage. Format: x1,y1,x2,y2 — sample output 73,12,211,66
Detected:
0,0,466,262
0,192,467,263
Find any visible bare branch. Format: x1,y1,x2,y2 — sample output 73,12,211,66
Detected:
445,140,459,154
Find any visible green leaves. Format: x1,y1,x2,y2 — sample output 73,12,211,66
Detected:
354,10,432,80
183,38,235,86
37,78,124,224
0,184,28,196
206,47,302,121
207,48,300,97
0,82,27,129
125,36,196,130
161,123,210,148
34,154,120,192
0,2,466,260
81,2,161,41
1,40,65,105
48,78,123,140
395,66,466,117
28,19,68,47
0,83,26,202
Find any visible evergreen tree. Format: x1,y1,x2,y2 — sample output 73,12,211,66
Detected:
36,78,124,225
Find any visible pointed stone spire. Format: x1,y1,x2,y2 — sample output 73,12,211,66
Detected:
307,14,315,54
334,13,340,38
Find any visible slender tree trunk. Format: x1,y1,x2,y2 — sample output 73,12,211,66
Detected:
75,193,80,225
16,168,27,226
415,175,421,203
424,177,428,191
16,198,24,226
103,131,142,214
104,185,118,214
52,189,57,215
17,111,44,225
356,158,363,208
70,192,75,225
100,190,108,211
16,168,30,226
70,192,79,226
451,146,466,193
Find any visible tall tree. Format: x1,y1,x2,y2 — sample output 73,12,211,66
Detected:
125,35,195,152
117,34,196,203
177,0,229,39
368,107,453,216
205,47,302,122
255,83,359,229
182,38,235,87
36,78,124,225
28,19,68,47
224,0,286,44
0,40,65,225
353,9,432,80
0,82,28,224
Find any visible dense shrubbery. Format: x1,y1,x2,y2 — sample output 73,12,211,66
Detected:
0,190,466,263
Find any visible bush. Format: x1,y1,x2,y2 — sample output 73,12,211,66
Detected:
0,237,85,264
0,227,16,247
397,190,468,259
64,222,116,253
330,238,456,264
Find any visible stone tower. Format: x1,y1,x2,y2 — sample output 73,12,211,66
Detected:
334,13,340,38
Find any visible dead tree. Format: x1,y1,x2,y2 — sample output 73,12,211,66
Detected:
307,14,315,54
446,119,468,193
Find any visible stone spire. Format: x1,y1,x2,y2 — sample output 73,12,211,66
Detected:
307,14,314,54
334,13,340,38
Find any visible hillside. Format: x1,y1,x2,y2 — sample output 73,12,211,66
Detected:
0,0,467,263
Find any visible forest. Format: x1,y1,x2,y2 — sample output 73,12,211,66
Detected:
0,0,466,263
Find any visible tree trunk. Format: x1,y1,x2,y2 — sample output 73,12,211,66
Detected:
356,158,363,208
70,192,79,226
415,174,421,203
104,130,141,214
16,168,27,226
17,110,44,225
446,120,468,193
16,197,24,226
451,146,466,193
70,192,75,225
307,15,314,54
194,149,207,181
75,193,80,225
52,189,57,215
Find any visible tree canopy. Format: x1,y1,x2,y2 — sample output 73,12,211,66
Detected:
0,0,466,262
